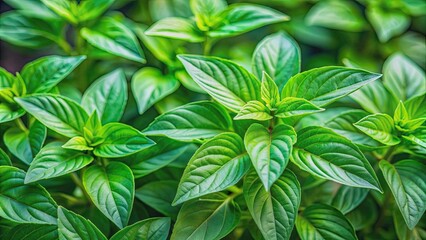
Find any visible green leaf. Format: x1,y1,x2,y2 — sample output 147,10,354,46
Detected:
354,113,400,146
0,148,11,166
260,72,280,108
81,17,145,63
379,160,426,229
110,217,171,240
405,94,426,120
131,67,180,114
393,208,424,240
346,197,378,231
41,0,78,24
0,104,25,123
15,94,88,137
275,97,323,119
282,67,382,107
78,0,115,22
252,32,300,90
58,206,107,240
245,123,296,190
403,127,426,149
4,0,60,20
0,11,63,48
367,7,410,43
25,142,94,184
145,17,204,42
383,53,426,101
62,136,93,151
21,55,85,94
0,166,58,224
171,193,240,240
4,128,32,165
2,224,58,240
173,133,250,205
296,204,357,240
121,136,188,178
305,1,365,31
144,101,232,141
81,69,127,124
94,123,154,158
190,0,227,31
208,4,289,38
291,126,381,191
136,181,181,219
83,162,134,228
244,169,301,240
234,100,272,121
0,67,15,87
331,185,369,214
178,55,261,112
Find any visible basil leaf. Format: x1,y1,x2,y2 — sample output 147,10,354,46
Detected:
2,224,58,240
0,148,12,166
383,53,426,101
110,217,171,240
41,0,78,24
62,136,93,151
171,193,240,240
0,104,25,123
208,4,289,38
145,17,204,42
253,32,300,90
282,67,382,107
0,166,58,224
245,123,296,190
25,142,94,183
144,101,232,141
244,169,301,240
354,113,400,146
291,126,382,191
121,137,187,178
21,55,86,94
136,181,181,219
275,97,323,119
346,197,378,231
78,0,115,22
405,94,426,120
173,133,250,205
178,55,261,112
15,94,88,138
379,160,426,229
81,17,145,63
83,162,134,229
296,204,357,240
350,80,397,115
234,100,272,121
58,206,107,240
331,185,369,214
131,67,180,115
366,7,410,43
190,0,227,31
81,69,127,124
5,0,60,20
94,123,155,158
260,72,280,108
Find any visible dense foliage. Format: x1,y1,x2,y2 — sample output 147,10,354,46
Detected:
0,0,425,239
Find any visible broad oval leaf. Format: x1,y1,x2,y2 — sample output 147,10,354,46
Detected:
171,193,240,240
253,32,300,90
81,17,145,63
244,169,301,240
234,100,272,121
83,162,135,228
282,67,382,107
354,113,400,146
178,55,261,113
21,55,86,94
81,69,128,124
145,17,204,42
383,53,426,101
208,4,289,38
25,142,94,183
15,94,88,138
366,7,410,43
144,101,232,141
0,166,57,224
58,206,107,240
131,67,180,115
291,126,381,191
110,217,171,240
275,97,323,119
2,223,58,240
245,123,296,190
296,204,357,240
379,160,426,229
331,185,369,214
94,123,155,158
173,133,251,205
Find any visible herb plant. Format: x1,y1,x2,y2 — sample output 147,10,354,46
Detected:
0,0,425,240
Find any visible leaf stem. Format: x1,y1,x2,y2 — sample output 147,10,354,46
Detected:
15,118,28,132
70,172,91,203
203,36,213,55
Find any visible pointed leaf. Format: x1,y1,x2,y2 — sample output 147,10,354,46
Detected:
234,100,272,121
173,133,250,205
275,97,323,119
261,72,280,108
2,224,58,240
331,185,369,214
145,17,204,42
354,113,400,146
58,207,107,240
110,217,171,240
367,7,410,43
78,0,115,22
0,148,11,166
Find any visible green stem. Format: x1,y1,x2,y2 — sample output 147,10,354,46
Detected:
70,172,91,203
55,38,73,55
203,36,213,55
15,118,28,132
